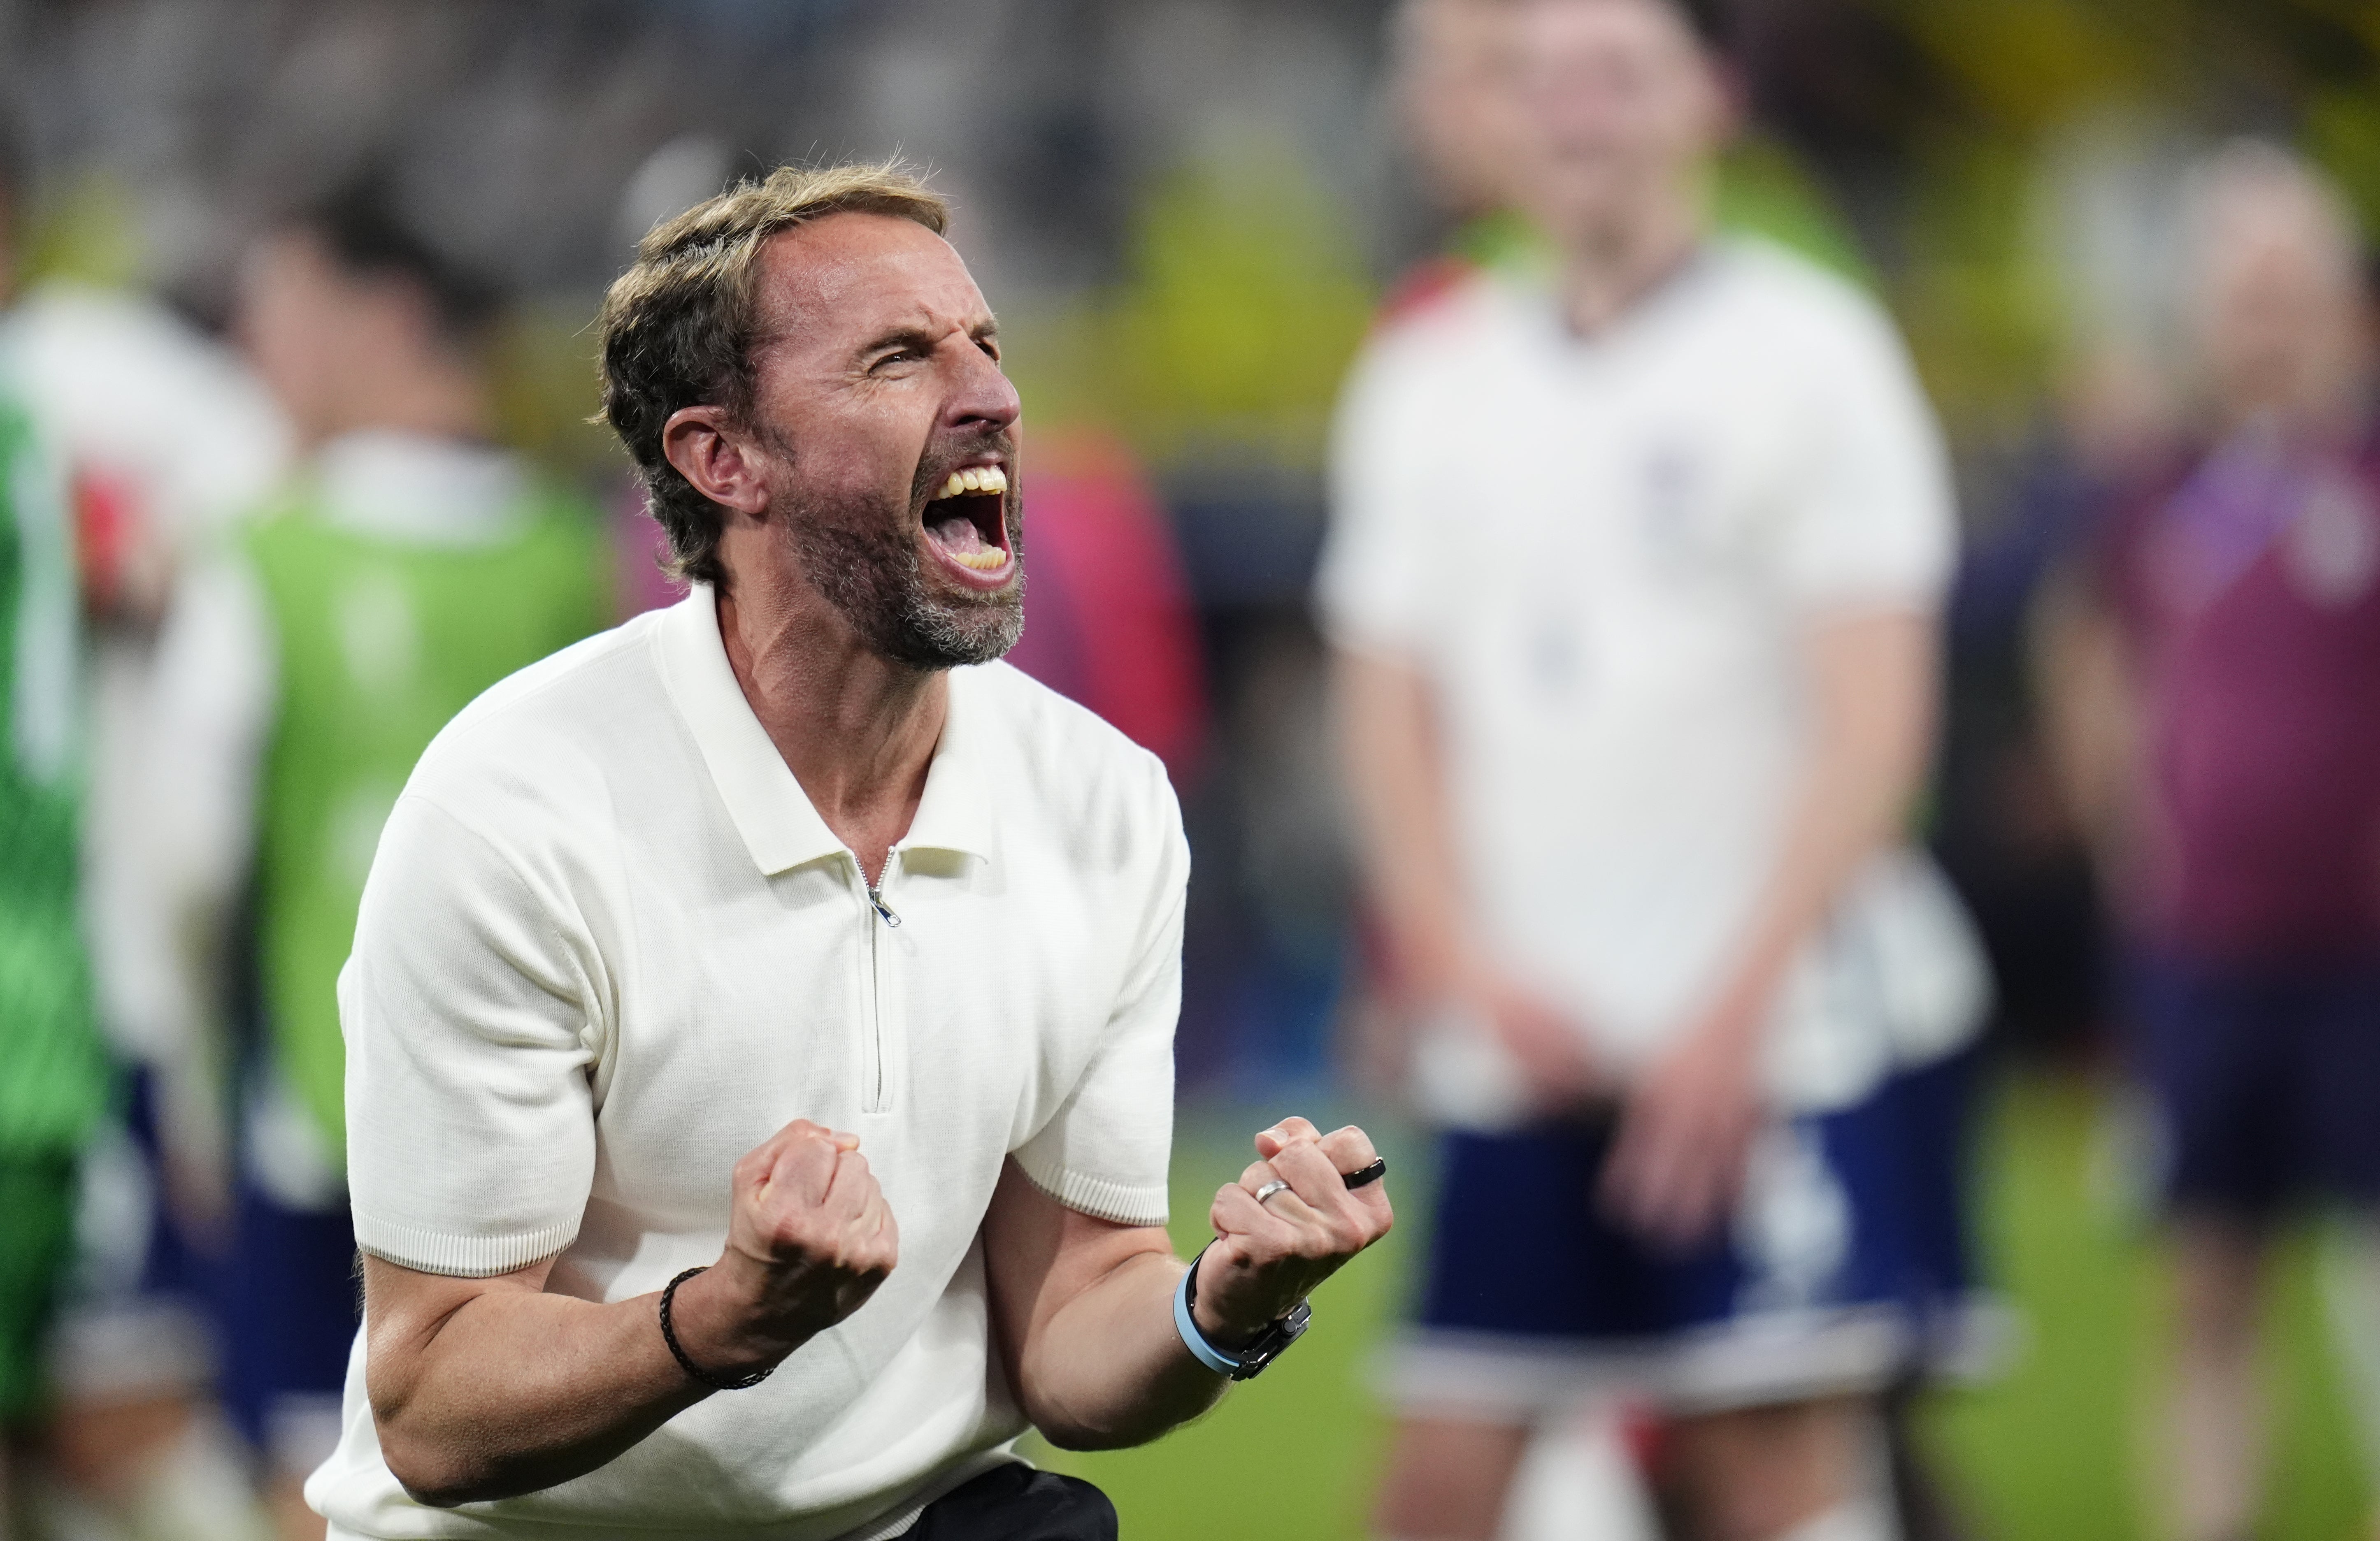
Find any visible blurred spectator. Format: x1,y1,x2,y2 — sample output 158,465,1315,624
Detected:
0,122,114,1541
2038,142,2380,1541
0,96,290,1541
141,176,612,1539
1320,3,1989,1539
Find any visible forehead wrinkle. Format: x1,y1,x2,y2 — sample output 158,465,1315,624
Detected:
756,269,991,368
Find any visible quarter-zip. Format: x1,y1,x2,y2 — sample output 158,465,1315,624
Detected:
856,852,901,1114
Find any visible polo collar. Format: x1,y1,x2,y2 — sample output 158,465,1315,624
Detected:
653,584,998,878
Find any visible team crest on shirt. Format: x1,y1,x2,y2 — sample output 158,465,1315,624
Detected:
1637,439,1719,580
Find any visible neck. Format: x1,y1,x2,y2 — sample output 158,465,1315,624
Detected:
715,580,944,885
1556,188,1705,336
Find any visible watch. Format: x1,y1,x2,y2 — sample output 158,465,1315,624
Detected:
1173,1239,1311,1381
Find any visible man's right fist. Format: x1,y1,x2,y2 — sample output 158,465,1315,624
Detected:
668,1120,899,1380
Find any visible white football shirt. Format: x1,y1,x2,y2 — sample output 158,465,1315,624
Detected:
311,584,1188,1539
1318,238,1986,1116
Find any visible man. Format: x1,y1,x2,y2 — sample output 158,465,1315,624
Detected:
143,178,612,1539
2041,143,2380,1541
1321,4,1985,1540
304,162,1393,1539
0,125,113,1539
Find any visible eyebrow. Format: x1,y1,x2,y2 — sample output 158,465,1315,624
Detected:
859,315,1000,358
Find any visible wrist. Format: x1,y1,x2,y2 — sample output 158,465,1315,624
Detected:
667,1260,797,1377
1188,1252,1260,1351
1174,1241,1313,1382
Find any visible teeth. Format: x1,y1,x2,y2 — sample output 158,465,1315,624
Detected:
934,465,1008,501
951,548,1009,571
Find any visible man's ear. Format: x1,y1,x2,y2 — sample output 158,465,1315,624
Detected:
662,405,774,519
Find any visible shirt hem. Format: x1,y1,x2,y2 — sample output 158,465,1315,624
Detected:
352,1212,580,1278
1012,1158,1167,1228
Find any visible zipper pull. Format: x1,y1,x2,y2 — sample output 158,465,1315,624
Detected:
867,886,902,927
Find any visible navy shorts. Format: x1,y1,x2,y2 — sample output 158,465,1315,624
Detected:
216,1173,360,1474
2126,952,2380,1217
1385,1053,1988,1418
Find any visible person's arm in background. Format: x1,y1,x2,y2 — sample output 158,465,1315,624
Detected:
1333,647,1601,1100
134,554,279,1227
2028,563,2140,876
1597,606,1938,1247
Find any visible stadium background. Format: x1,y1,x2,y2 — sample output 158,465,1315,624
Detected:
7,0,2380,1535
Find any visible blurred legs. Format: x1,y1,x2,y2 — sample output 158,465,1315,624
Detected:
1372,1416,1530,1541
264,1469,325,1541
2165,1216,2266,1541
1660,1395,1884,1541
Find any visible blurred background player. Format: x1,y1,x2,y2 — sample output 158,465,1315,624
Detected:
140,176,612,1540
1320,2,1988,1538
0,90,288,1541
0,120,113,1541
2039,142,2380,1541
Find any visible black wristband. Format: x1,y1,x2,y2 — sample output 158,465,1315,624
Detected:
658,1266,774,1392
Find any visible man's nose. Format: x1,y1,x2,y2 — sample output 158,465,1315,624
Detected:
944,340,1021,434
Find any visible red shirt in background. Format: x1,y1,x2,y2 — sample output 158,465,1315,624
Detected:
1003,430,1208,785
2101,421,2380,963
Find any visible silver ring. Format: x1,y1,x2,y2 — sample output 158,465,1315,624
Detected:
1252,1179,1291,1206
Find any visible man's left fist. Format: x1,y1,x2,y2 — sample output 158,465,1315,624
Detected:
1194,1116,1394,1348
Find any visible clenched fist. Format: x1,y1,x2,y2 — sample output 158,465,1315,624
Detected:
1193,1117,1394,1348
668,1120,899,1380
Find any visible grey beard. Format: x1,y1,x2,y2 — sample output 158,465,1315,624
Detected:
787,491,1025,670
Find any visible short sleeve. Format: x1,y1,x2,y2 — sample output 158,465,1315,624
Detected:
1314,335,1447,657
344,794,600,1276
1766,295,1957,613
1011,764,1187,1228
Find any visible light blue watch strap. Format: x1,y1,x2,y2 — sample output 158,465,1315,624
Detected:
1174,1245,1243,1375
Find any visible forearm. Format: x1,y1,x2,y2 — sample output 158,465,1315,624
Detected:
364,1260,709,1505
1015,1251,1225,1450
2029,569,2138,864
1334,647,1472,994
1699,610,1937,1046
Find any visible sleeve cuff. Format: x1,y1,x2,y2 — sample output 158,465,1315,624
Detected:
352,1211,580,1278
1014,1157,1168,1228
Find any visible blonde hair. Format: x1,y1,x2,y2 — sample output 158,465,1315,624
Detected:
596,161,950,588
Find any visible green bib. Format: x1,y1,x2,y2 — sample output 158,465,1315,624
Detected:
245,482,611,1155
0,390,107,1158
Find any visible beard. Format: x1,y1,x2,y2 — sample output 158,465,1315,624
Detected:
779,435,1025,671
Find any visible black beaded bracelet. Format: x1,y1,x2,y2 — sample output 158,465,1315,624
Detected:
658,1266,774,1391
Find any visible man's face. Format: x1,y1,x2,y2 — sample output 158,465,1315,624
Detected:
237,230,358,444
1507,0,1725,252
2191,187,2371,427
738,213,1024,669
1399,0,1529,216
237,227,449,447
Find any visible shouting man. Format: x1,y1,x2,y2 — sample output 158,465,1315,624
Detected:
305,162,1392,1541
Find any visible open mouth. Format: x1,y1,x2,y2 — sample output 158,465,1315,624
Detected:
921,464,1014,585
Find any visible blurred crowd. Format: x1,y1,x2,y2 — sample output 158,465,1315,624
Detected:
2,0,2380,1539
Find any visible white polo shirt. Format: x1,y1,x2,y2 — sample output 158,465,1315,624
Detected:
309,584,1187,1540
1318,238,1986,1119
